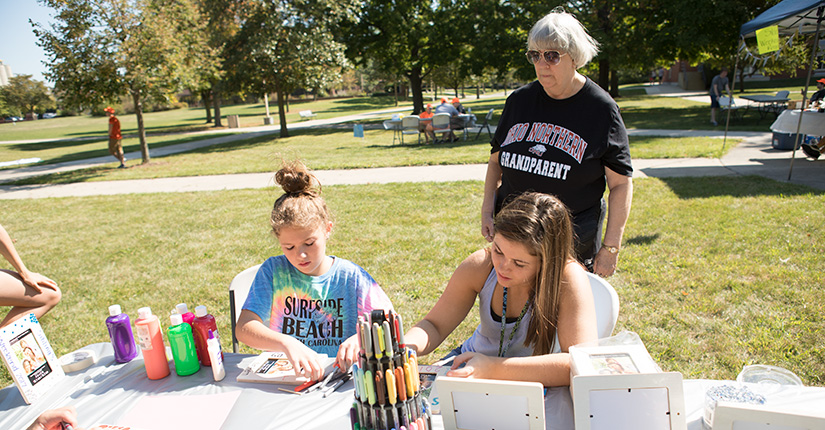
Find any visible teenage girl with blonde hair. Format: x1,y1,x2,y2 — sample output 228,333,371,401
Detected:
236,160,393,380
405,192,597,386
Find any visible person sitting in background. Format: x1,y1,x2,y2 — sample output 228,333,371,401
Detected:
451,97,466,114
1,223,61,327
419,103,435,143
433,97,460,142
806,78,825,107
801,137,823,160
800,78,825,159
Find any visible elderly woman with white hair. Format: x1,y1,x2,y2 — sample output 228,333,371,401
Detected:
481,8,633,278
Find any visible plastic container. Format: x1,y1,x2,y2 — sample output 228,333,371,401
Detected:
106,304,139,363
737,364,803,395
206,329,225,381
771,132,803,150
135,307,170,380
175,303,195,325
167,313,200,376
192,305,220,366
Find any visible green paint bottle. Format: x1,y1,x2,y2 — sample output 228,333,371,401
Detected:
167,312,200,376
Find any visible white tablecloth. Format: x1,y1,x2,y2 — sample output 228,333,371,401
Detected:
2,343,824,429
770,109,825,136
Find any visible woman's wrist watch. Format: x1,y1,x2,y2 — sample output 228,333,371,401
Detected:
601,243,620,254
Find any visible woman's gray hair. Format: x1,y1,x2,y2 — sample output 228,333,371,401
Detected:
527,8,599,69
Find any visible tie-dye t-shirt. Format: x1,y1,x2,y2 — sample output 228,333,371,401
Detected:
242,255,393,356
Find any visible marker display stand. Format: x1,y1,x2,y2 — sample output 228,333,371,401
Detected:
569,332,687,430
351,310,432,430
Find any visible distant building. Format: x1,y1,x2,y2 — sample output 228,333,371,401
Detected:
0,60,12,86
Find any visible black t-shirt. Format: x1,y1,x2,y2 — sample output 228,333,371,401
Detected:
491,79,633,216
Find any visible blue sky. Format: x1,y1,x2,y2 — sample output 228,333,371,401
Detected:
0,0,56,83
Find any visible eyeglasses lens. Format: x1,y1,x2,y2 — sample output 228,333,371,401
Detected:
526,50,561,65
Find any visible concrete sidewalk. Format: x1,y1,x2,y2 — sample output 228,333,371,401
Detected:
1,130,822,200
1,85,823,199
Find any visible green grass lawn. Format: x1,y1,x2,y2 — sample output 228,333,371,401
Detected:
1,177,823,388
7,127,739,186
0,82,784,185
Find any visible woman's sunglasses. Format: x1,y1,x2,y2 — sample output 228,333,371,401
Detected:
525,50,567,65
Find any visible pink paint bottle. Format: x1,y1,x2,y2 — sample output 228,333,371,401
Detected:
175,303,195,325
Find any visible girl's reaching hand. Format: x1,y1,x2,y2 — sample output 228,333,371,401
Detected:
282,336,325,381
336,334,359,371
445,352,500,379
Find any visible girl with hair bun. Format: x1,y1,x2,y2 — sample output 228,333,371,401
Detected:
237,160,393,380
406,192,597,387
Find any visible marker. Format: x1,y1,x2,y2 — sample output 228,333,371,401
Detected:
382,320,394,357
61,423,74,430
365,369,376,405
363,321,373,360
395,366,410,427
376,371,386,406
386,369,400,428
376,372,387,430
355,366,367,403
372,323,384,360
403,362,414,399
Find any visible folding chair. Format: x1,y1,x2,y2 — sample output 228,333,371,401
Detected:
229,264,261,353
476,108,495,139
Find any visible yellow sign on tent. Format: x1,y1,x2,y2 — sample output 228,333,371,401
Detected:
756,25,780,54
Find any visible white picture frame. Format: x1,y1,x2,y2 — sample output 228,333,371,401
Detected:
0,313,65,404
712,401,825,430
436,376,546,430
571,372,686,430
570,344,660,376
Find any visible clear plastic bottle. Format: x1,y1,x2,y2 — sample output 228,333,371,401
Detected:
167,313,200,376
106,304,138,363
192,305,220,366
206,329,225,381
135,307,170,380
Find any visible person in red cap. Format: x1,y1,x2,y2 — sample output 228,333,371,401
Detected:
434,97,461,142
451,97,466,114
104,107,126,168
419,103,435,143
801,78,825,159
808,78,825,106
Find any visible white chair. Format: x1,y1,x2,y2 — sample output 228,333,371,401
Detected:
229,264,261,353
475,108,495,139
401,115,421,144
586,272,619,339
431,113,452,142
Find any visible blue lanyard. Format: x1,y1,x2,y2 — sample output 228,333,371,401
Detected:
498,285,531,357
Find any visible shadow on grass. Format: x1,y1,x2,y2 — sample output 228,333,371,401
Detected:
660,176,824,198
625,234,660,246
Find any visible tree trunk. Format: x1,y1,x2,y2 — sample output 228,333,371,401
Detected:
131,90,150,164
277,85,289,138
212,83,222,127
610,69,619,98
476,84,480,99
202,90,213,123
409,66,424,114
598,58,610,92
